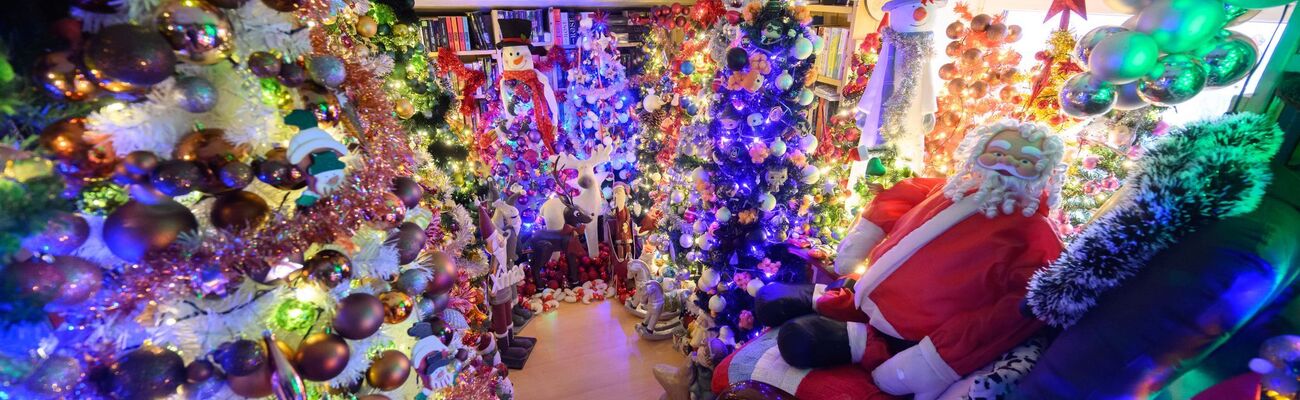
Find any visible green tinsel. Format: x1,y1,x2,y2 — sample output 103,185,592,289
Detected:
76,181,128,216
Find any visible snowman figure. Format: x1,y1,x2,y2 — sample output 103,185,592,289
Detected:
288,127,349,207
853,0,946,174
497,18,560,154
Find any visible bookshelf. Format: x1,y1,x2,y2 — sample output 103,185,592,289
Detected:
809,1,878,94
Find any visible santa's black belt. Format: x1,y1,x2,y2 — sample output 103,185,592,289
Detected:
881,333,919,355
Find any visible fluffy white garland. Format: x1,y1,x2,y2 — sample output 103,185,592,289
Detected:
150,281,289,358
230,1,312,61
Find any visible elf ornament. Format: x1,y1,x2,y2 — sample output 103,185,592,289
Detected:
497,18,560,154
287,127,348,206
410,330,461,399
764,120,1066,399
481,199,535,370
853,0,945,174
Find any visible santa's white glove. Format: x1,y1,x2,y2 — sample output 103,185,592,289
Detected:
833,217,884,276
871,337,960,400
312,169,346,195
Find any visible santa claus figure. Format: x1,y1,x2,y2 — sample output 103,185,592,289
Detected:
482,205,535,369
853,0,944,174
773,120,1066,399
497,18,560,154
604,182,638,293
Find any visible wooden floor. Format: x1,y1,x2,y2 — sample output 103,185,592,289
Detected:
510,300,687,400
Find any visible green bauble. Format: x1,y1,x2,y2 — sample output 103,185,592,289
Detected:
1137,54,1208,106
1135,0,1227,54
1225,0,1295,9
1088,31,1161,84
1197,30,1257,87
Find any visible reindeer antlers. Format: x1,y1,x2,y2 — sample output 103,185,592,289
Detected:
554,143,614,171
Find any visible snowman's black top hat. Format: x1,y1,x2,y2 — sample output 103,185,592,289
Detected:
496,18,548,56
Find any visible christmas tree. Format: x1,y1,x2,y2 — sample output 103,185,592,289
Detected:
0,1,508,398
695,0,820,339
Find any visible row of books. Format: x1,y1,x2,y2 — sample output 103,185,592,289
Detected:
418,9,651,54
817,27,852,81
418,13,494,52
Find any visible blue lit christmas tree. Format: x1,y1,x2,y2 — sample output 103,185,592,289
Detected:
695,0,822,339
560,14,642,187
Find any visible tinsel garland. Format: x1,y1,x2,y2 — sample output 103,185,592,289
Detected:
1027,113,1283,328
874,28,930,147
435,48,487,118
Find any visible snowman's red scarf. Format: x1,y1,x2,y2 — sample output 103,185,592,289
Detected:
501,69,556,154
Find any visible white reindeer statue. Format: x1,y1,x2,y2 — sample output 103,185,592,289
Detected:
553,143,613,256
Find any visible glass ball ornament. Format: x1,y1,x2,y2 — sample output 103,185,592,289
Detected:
155,0,234,65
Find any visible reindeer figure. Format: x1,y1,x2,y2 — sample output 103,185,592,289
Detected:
525,193,593,287
554,143,613,256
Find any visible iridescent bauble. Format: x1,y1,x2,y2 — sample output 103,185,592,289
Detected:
102,199,199,262
365,350,411,391
39,117,117,180
306,55,346,88
217,339,265,377
174,76,218,113
151,160,205,196
369,192,406,231
104,346,187,400
391,177,423,209
50,256,102,305
261,0,302,12
214,161,254,191
378,290,414,324
1137,54,1208,106
394,222,428,265
424,251,458,296
1059,72,1117,118
356,16,379,38
155,0,234,64
1114,81,1150,111
26,355,83,396
307,249,353,288
333,293,385,340
293,333,350,382
2,258,65,303
247,51,281,78
185,360,216,383
1073,26,1128,66
226,364,272,398
115,150,160,184
1135,0,1228,54
83,24,177,92
254,149,306,189
726,47,749,71
312,101,340,125
1199,30,1257,87
210,191,269,230
1088,31,1160,84
173,129,247,168
790,37,813,60
263,331,306,400
277,62,306,87
394,98,416,119
33,50,98,101
22,212,90,256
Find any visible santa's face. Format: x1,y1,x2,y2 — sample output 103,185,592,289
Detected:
501,45,534,71
976,129,1044,180
886,0,946,33
613,186,628,209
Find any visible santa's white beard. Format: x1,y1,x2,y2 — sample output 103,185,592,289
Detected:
956,170,1044,218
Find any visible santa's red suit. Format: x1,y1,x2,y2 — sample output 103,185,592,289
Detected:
818,177,1062,397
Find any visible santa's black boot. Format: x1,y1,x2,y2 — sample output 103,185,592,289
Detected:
509,331,536,351
513,304,534,319
777,315,853,369
498,336,532,370
754,283,816,327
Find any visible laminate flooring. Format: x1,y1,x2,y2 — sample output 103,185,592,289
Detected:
509,300,688,400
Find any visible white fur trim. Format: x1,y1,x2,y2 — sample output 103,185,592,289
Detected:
287,128,347,164
860,297,903,338
854,197,979,308
872,337,961,398
810,284,828,304
752,345,810,395
834,218,885,276
848,321,869,363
